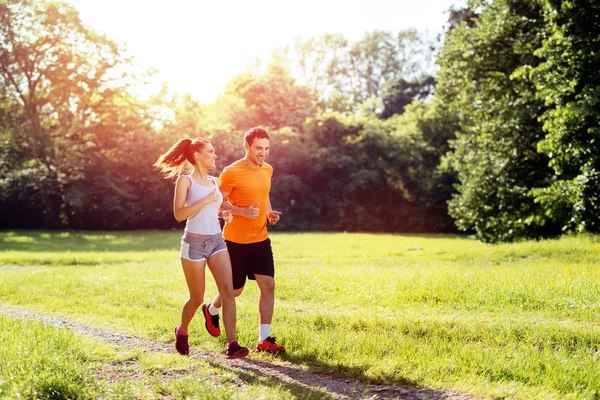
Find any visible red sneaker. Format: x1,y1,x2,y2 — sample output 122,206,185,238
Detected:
255,336,285,353
225,340,249,359
201,303,220,337
174,326,189,355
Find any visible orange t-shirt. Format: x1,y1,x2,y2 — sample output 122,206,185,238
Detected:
220,159,273,244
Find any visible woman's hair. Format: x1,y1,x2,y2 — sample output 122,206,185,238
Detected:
154,137,211,179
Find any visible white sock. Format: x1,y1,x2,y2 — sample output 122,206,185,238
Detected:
208,303,219,316
259,324,271,342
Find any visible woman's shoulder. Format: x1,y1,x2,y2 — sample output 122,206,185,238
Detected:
209,175,220,185
176,174,192,187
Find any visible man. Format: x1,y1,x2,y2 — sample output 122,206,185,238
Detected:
201,127,285,353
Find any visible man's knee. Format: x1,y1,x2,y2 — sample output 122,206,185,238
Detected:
233,287,244,297
257,276,275,294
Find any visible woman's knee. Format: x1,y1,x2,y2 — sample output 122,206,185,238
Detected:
186,294,204,308
219,284,235,301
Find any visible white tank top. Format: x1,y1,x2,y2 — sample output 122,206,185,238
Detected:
184,175,223,235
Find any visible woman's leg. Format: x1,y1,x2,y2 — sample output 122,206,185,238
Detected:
207,251,236,343
179,258,207,334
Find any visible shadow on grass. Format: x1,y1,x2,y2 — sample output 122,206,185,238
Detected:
0,230,182,252
209,354,461,400
207,359,334,399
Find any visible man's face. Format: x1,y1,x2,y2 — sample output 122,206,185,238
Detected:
245,138,270,167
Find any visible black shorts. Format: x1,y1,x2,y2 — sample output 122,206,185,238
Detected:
226,238,274,290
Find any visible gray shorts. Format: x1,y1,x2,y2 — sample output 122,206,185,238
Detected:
180,232,228,262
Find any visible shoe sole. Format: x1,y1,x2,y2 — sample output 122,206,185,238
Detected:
254,348,285,354
226,348,249,359
201,304,220,337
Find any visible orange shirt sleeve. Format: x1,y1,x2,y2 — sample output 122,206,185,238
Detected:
219,165,235,196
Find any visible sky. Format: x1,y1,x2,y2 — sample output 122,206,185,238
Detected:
66,0,458,104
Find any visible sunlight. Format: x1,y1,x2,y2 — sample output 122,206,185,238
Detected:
66,0,455,103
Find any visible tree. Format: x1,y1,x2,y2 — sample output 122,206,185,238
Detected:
0,0,173,230
380,75,436,118
276,30,436,111
0,0,130,227
223,63,316,131
526,0,600,234
438,0,553,242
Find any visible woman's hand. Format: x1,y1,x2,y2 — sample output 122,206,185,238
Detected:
204,189,219,204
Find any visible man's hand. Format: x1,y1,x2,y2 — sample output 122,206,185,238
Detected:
222,210,233,223
268,210,282,225
242,203,260,219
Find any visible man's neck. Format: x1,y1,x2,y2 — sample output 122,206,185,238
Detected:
243,157,261,169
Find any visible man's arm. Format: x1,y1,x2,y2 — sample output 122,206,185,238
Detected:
220,190,260,219
267,195,281,225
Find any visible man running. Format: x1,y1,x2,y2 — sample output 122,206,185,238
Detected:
201,127,285,353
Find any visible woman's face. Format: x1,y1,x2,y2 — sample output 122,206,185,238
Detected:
194,143,217,169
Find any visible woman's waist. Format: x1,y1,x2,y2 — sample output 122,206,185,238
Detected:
182,230,223,241
184,216,222,237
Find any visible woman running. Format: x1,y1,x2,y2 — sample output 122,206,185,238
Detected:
154,137,248,359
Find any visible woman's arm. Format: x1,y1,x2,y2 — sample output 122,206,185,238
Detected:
173,176,218,222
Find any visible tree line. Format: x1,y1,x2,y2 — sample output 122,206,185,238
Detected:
1,0,598,242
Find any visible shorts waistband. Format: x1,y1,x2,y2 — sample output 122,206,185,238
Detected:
182,232,223,243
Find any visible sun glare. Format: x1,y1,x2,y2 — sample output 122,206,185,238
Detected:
66,0,454,104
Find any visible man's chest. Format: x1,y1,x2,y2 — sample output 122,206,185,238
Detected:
232,171,271,197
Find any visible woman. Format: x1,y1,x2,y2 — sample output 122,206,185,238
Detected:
154,137,248,359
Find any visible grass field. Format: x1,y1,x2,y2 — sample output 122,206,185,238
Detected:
1,230,599,399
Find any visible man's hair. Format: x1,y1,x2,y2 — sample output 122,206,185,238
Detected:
244,127,270,146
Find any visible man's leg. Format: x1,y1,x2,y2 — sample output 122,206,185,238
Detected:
207,240,246,322
254,273,284,352
254,274,275,327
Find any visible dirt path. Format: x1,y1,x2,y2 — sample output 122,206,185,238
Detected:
0,305,473,400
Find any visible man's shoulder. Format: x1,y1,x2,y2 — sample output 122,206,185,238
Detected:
221,159,245,174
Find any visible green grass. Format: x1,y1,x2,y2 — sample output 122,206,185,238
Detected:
1,230,600,399
0,314,323,399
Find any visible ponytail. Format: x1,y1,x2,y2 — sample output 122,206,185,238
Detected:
154,137,211,180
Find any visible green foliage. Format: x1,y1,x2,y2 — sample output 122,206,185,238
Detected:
0,0,453,233
380,75,436,119
276,30,436,111
292,110,454,232
438,0,554,242
526,0,600,233
224,63,316,131
0,0,172,229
